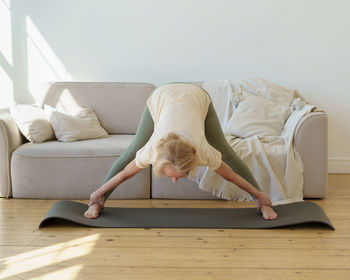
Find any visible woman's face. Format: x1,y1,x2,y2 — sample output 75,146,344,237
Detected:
163,164,188,184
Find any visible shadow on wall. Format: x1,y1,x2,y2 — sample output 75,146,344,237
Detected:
0,0,74,110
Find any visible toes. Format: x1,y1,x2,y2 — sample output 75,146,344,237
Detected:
84,211,94,219
261,210,278,220
266,213,277,220
84,211,98,219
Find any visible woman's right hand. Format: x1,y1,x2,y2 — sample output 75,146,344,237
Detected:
88,190,105,209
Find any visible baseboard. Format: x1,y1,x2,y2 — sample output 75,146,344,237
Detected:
328,158,350,173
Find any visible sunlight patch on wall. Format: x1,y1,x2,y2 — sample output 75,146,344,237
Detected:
0,234,100,279
55,88,82,113
26,15,73,96
0,0,14,109
0,0,12,66
0,66,14,109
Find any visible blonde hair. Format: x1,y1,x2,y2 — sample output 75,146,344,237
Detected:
153,132,198,178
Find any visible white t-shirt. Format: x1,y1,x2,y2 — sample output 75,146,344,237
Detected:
135,83,222,170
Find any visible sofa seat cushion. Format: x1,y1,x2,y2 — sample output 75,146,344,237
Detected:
12,135,134,158
11,134,150,199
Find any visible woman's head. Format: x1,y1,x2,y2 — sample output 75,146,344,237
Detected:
153,132,198,183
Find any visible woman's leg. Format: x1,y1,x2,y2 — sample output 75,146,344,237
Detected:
204,102,261,200
102,105,154,201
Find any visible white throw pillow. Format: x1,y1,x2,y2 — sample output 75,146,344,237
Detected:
9,104,56,143
225,92,290,138
44,104,109,142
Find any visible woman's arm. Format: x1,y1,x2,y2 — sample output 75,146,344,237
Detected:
88,159,142,206
214,161,272,207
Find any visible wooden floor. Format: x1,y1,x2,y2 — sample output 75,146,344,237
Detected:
0,174,349,280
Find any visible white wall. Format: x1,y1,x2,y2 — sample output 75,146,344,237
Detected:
1,0,349,172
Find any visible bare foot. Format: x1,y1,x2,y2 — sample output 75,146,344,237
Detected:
84,204,102,219
260,205,278,220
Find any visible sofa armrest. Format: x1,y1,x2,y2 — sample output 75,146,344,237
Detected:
0,110,26,198
293,112,328,198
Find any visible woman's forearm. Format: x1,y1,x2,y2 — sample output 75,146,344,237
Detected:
215,161,261,198
96,159,142,196
96,171,127,196
230,172,261,198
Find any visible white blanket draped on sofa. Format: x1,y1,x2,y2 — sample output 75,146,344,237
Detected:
189,78,318,205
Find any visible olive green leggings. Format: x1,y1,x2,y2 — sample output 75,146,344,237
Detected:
102,88,261,201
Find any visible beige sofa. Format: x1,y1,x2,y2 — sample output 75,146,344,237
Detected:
0,82,328,199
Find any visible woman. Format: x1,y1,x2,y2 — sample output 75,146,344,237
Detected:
84,83,278,220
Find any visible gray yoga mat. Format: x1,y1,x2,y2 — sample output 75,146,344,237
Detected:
39,200,334,230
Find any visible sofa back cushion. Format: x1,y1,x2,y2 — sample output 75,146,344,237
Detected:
35,82,156,134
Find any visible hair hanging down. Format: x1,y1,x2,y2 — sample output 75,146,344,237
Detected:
153,132,198,178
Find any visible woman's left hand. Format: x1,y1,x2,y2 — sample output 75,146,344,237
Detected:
256,192,273,209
